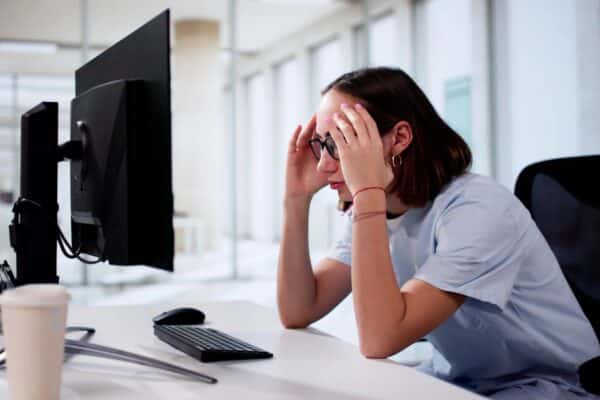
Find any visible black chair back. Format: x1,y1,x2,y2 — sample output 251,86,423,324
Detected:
514,155,600,394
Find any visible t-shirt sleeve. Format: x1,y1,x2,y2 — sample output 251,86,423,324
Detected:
414,197,524,312
326,214,353,267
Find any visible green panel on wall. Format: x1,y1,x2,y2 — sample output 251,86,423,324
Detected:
444,76,472,146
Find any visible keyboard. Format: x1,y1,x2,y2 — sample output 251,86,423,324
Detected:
154,325,273,362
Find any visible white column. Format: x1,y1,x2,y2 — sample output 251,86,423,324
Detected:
470,0,492,176
411,0,428,89
489,0,512,188
173,20,223,251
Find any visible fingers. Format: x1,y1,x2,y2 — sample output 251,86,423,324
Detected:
353,103,380,142
332,112,357,146
328,122,348,155
340,103,368,144
296,115,316,148
288,124,302,154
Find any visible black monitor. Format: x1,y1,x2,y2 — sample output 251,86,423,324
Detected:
10,10,174,286
70,10,173,269
14,102,59,284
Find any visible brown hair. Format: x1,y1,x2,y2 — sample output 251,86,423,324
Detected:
322,67,472,209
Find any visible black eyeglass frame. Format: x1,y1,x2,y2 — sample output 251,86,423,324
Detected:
308,135,339,161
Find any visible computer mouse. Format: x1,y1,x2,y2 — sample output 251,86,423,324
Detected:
153,307,206,326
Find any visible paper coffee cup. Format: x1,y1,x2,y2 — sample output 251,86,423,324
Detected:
0,284,70,400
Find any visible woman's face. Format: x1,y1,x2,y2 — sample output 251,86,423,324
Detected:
315,89,395,202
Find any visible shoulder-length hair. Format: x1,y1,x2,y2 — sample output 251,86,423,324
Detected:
322,67,472,209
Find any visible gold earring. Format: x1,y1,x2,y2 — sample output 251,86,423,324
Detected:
392,154,402,168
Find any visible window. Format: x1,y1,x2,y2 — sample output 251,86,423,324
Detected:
245,73,274,242
444,76,472,146
353,13,400,68
0,75,16,193
0,75,73,194
369,13,400,67
0,75,13,118
310,38,344,108
273,58,302,239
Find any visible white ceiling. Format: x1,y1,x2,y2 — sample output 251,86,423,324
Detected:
0,0,346,52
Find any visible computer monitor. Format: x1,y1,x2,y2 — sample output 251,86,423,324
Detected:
70,9,173,270
10,10,174,285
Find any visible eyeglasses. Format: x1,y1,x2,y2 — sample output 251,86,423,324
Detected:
308,135,339,161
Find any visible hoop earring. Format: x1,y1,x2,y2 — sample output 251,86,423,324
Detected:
392,154,402,168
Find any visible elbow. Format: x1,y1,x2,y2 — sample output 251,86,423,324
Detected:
280,318,308,330
358,331,408,359
359,342,395,359
278,311,310,329
358,326,393,359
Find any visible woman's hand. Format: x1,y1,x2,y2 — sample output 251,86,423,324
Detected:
284,115,329,201
328,103,394,196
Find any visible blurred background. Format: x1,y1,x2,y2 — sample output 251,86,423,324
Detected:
0,0,599,358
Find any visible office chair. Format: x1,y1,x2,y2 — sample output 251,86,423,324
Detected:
514,155,600,395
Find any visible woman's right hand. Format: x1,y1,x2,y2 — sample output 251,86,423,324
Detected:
284,115,328,201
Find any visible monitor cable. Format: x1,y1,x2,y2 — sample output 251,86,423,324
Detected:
10,197,105,265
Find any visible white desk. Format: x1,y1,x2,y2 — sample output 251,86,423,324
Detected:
0,301,484,399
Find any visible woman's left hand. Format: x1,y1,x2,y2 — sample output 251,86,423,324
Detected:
328,103,394,196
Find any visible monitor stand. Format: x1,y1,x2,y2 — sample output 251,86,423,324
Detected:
8,102,83,286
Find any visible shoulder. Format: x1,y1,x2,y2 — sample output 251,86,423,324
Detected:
429,173,530,234
433,173,521,213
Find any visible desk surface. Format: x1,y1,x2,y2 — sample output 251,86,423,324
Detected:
1,301,483,399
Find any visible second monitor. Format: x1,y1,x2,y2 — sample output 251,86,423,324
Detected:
69,10,173,270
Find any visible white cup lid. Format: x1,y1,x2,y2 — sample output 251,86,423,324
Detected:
0,284,70,307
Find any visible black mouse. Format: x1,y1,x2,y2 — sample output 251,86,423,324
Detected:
153,307,206,325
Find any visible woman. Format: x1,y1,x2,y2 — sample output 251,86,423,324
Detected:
277,67,600,399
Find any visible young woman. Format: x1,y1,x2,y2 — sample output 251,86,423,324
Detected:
277,67,600,399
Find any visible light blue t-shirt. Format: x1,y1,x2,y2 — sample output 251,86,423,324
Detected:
327,173,600,399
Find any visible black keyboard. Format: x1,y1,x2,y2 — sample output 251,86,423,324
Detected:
154,325,273,363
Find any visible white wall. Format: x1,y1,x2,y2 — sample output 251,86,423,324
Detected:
576,0,600,153
494,0,583,188
511,0,578,181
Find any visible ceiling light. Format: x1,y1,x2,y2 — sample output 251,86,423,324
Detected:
0,41,59,54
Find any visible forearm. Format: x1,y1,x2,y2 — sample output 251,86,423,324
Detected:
351,191,407,356
277,196,318,328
